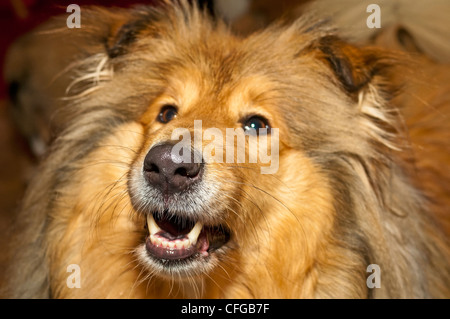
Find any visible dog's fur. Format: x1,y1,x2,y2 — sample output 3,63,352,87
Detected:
3,1,450,298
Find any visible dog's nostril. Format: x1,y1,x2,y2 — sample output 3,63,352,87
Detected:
146,163,160,173
175,167,188,177
174,164,201,178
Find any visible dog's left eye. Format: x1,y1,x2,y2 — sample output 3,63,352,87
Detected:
157,105,178,124
242,115,271,135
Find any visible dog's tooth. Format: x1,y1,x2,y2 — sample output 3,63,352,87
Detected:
168,241,175,249
183,239,191,249
187,222,203,245
147,214,161,236
174,239,182,249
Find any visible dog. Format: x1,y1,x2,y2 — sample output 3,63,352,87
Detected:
3,1,450,298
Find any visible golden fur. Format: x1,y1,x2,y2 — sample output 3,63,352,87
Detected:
3,2,450,298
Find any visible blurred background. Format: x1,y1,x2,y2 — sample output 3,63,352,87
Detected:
0,0,449,284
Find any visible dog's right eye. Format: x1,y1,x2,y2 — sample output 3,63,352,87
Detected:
157,105,178,124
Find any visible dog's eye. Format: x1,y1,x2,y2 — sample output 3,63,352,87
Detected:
157,105,178,124
242,115,270,135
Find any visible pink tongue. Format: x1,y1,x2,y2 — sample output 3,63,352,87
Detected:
146,237,196,260
157,230,187,241
197,232,210,255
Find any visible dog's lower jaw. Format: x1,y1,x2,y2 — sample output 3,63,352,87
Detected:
135,226,230,283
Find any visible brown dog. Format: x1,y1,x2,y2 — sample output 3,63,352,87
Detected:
3,1,449,298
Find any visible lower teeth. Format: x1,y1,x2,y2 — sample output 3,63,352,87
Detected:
150,234,191,249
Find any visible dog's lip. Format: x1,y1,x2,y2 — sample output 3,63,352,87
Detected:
145,213,230,261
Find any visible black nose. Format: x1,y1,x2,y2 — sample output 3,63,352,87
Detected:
143,143,203,194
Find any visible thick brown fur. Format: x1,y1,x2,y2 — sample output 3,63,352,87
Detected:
3,1,449,298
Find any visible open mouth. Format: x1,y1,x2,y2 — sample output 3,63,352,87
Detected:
145,211,230,262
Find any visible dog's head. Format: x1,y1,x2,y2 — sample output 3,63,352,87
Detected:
39,2,402,295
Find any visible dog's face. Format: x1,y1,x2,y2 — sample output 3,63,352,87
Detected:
127,46,330,276
116,11,389,281
20,4,399,297
108,13,338,280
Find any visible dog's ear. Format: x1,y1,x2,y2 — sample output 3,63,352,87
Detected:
317,35,397,96
104,7,157,59
107,1,218,58
105,19,144,58
316,35,406,152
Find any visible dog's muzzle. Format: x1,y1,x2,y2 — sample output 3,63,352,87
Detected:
139,143,230,264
